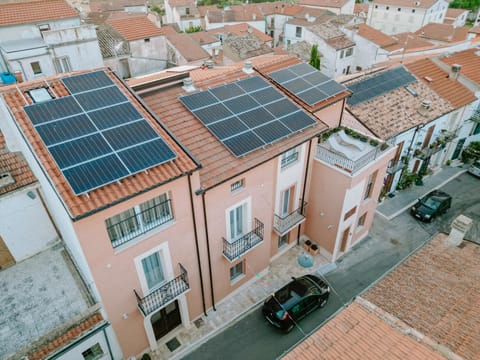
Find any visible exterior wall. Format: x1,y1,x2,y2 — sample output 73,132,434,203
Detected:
205,19,265,32
0,185,57,262
303,0,354,15
284,23,306,45
367,0,448,34
266,13,292,47
0,18,80,42
72,175,202,357
302,29,336,77
129,37,169,77
179,18,203,31
314,100,344,129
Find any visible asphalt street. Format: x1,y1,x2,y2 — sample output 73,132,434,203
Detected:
184,172,480,360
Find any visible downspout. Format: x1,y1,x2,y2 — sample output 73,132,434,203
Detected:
188,174,207,316
102,327,114,360
297,139,313,245
201,191,216,311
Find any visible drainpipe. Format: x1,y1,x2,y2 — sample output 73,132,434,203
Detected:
188,174,207,316
201,191,216,311
102,327,114,360
297,139,313,245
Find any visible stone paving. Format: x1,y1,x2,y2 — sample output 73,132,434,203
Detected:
149,244,329,360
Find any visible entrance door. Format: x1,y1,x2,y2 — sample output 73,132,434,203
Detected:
452,138,466,160
151,300,182,341
0,236,15,269
340,227,350,252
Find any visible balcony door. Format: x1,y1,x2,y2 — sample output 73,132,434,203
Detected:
151,300,181,341
280,186,295,217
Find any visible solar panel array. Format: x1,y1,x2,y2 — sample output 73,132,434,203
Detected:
24,70,176,195
179,76,316,157
267,63,347,106
347,66,417,106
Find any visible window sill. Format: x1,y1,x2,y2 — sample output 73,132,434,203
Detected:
113,220,175,254
230,273,245,286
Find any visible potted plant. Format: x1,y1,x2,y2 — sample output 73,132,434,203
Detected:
303,239,312,251
309,243,319,256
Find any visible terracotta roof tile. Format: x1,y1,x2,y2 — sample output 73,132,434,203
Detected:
439,48,480,86
406,58,476,108
348,24,400,49
391,32,433,50
298,0,351,8
283,300,445,360
107,15,166,41
364,234,480,360
354,3,369,14
166,34,211,61
140,55,332,190
372,0,438,9
1,69,198,219
346,68,453,140
415,23,469,43
445,8,469,18
0,0,77,26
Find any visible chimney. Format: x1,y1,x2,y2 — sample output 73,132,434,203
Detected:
182,77,196,92
446,215,472,246
205,59,214,69
449,63,461,79
243,60,254,74
417,99,431,117
13,71,23,83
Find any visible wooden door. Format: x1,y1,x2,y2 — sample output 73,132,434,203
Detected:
340,227,350,252
0,236,15,269
151,300,181,341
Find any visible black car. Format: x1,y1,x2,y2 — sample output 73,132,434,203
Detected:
262,274,330,332
410,189,452,222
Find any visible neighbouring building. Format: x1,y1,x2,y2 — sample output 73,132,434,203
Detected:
367,0,449,35
298,0,356,15
0,0,103,83
164,0,203,32
443,8,469,27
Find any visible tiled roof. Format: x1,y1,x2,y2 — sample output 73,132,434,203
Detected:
140,55,332,190
190,31,220,45
1,69,198,219
107,15,166,41
372,0,438,9
224,23,272,43
0,130,37,196
364,234,480,360
283,299,446,360
469,25,480,34
415,23,469,43
298,0,351,8
354,2,369,14
349,24,400,50
392,32,433,50
346,71,453,140
445,8,469,18
168,0,196,7
308,22,355,49
439,48,480,86
166,34,211,62
406,58,476,109
28,313,105,360
0,0,78,26
202,2,281,23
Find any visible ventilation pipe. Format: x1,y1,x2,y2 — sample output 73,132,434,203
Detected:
243,61,254,74
182,77,196,92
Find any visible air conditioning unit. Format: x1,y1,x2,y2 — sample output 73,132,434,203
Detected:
451,64,462,73
0,172,15,188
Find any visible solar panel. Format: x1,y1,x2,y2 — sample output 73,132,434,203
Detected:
179,76,316,157
268,63,347,106
347,66,416,106
62,71,114,94
24,70,176,194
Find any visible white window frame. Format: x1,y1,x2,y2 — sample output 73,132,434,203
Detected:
280,188,291,217
30,61,42,75
225,197,252,242
53,56,72,74
135,242,173,295
230,260,244,282
81,343,104,360
295,26,302,38
281,147,299,169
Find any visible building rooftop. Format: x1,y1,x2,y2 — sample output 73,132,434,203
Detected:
346,68,452,140
282,298,445,360
445,8,469,19
106,15,166,41
139,55,337,191
406,58,476,109
371,0,438,9
348,24,402,51
309,23,355,49
391,32,433,50
415,23,469,43
201,2,279,24
354,2,369,15
166,33,211,62
0,69,198,219
0,0,78,27
364,234,480,360
298,0,352,9
439,48,480,87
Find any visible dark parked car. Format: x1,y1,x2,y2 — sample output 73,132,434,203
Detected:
410,190,452,222
467,160,480,177
262,274,330,332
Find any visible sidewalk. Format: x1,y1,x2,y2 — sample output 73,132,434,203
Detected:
376,165,467,220
149,245,330,360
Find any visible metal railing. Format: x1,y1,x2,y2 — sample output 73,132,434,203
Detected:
223,218,264,262
108,199,173,248
281,151,299,168
386,161,406,174
273,202,307,236
316,145,386,174
134,263,189,316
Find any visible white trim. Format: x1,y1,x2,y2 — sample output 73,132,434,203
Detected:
225,197,252,243
134,242,173,296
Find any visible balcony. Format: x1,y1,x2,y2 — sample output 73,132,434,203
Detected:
134,263,189,316
414,132,456,160
386,161,406,174
223,218,264,262
273,202,307,236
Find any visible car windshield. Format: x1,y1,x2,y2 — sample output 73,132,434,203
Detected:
420,196,441,210
271,278,319,312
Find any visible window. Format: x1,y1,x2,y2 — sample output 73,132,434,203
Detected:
278,233,288,248
357,213,367,228
472,122,480,136
364,171,378,200
375,5,378,8
344,206,357,221
142,252,165,290
339,50,345,59
398,7,401,11
186,7,190,15
82,343,103,360
38,24,50,33
231,179,245,192
53,56,71,74
412,9,415,13
345,47,353,57
144,38,150,43
386,6,390,10
106,193,173,247
230,261,244,281
281,148,299,168
229,203,247,240
281,188,292,216
31,61,42,75
295,26,302,38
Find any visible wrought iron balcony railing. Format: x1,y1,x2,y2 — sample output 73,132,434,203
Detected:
134,263,189,316
386,161,406,174
273,202,307,236
223,218,264,262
